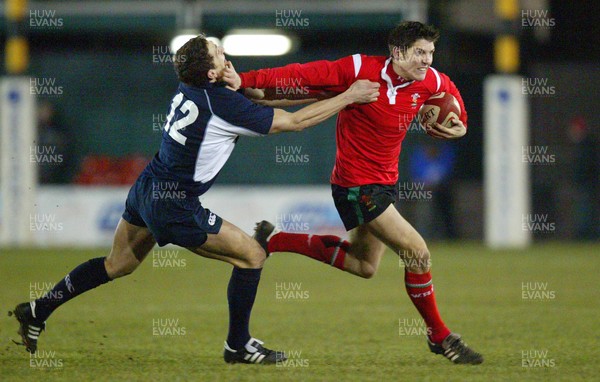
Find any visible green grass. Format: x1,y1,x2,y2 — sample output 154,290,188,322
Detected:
1,243,599,381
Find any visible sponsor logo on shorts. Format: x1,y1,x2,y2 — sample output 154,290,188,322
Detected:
360,194,377,212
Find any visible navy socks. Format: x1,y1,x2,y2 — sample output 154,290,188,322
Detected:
33,257,111,322
226,267,262,350
31,257,262,352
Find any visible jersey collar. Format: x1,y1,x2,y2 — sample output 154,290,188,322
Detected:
380,58,414,105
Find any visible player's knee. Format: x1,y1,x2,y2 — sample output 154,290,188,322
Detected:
238,242,266,269
105,252,140,279
359,265,377,279
417,249,431,273
402,246,431,273
357,259,378,279
244,255,265,269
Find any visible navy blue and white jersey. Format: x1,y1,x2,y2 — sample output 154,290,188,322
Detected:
143,82,274,196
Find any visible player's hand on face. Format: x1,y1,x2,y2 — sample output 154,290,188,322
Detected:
223,60,242,90
426,118,466,139
347,80,380,104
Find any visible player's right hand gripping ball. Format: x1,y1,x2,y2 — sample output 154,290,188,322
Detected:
418,92,461,131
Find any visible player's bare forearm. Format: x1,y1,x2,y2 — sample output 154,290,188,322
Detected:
240,88,316,106
269,93,351,133
260,89,340,107
240,88,265,100
291,94,353,130
269,80,379,133
255,98,319,107
239,88,317,107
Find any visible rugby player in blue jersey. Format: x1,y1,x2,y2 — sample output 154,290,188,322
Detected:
10,35,379,364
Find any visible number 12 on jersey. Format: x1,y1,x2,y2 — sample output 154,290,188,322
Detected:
163,92,199,145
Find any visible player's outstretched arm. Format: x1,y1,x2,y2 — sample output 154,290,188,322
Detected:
240,88,320,107
268,80,379,134
255,97,320,107
224,56,354,92
224,60,339,108
239,59,353,90
237,84,337,108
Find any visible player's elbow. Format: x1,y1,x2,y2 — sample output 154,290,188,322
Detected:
270,110,306,133
288,116,308,132
270,121,304,134
243,88,265,100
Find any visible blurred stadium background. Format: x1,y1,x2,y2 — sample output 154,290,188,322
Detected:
1,1,599,381
1,0,599,245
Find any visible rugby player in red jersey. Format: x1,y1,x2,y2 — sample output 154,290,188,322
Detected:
225,21,483,364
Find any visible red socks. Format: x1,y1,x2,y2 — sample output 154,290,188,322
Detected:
268,233,449,343
267,232,347,270
405,271,451,344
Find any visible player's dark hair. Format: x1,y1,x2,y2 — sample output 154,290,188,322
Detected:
173,35,214,87
387,21,440,57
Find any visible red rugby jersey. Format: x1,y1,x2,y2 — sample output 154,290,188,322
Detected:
240,55,468,187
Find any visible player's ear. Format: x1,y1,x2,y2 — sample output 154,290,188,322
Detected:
392,46,404,61
207,68,218,82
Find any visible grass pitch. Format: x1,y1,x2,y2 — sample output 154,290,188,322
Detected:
1,242,599,381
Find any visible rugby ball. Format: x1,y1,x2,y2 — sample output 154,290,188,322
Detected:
418,92,461,130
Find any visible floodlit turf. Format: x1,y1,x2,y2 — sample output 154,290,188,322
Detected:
1,242,599,381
